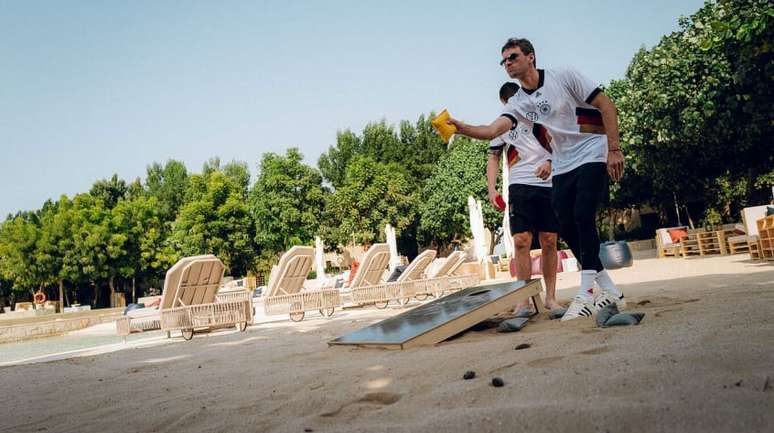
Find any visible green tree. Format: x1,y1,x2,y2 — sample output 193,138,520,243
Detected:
145,160,189,222
112,195,177,303
65,194,127,306
418,137,501,251
323,155,417,248
169,170,255,277
318,130,362,189
249,148,327,273
318,115,447,257
0,213,42,296
89,174,128,209
611,0,773,223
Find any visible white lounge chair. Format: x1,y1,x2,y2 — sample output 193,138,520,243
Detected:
423,251,479,297
351,249,437,308
429,250,466,278
262,246,341,322
116,255,253,340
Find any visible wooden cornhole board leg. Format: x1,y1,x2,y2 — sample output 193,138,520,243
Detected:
329,279,544,350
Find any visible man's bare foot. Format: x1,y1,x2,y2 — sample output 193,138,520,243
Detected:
544,299,563,310
511,300,534,316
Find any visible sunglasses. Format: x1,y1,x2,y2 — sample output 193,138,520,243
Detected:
500,52,519,66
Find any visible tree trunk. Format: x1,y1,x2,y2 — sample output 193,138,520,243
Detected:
58,280,64,313
92,282,99,307
132,276,136,304
108,276,115,307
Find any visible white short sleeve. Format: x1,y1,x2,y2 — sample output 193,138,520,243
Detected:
500,99,519,127
489,135,506,150
558,68,602,105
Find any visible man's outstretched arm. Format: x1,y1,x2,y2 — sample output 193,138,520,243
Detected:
448,116,513,141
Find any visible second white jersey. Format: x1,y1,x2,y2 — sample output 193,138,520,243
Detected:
489,121,552,188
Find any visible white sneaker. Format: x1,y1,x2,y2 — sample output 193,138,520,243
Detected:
561,296,597,322
594,292,627,310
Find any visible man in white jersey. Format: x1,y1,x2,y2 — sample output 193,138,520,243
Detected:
489,82,563,313
447,38,626,321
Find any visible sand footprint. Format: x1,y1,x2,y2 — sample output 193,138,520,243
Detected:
320,392,402,417
527,356,565,367
575,345,611,355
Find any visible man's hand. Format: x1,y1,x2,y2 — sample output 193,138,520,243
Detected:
607,149,624,182
447,117,465,132
535,160,551,180
489,190,506,212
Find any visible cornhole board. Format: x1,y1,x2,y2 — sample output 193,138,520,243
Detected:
329,279,544,350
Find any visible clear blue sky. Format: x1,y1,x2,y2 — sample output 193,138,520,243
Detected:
1,0,705,217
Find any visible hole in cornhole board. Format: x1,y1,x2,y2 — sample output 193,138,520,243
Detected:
467,289,491,297
328,279,544,350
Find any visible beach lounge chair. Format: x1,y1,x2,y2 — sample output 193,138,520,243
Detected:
262,246,342,322
351,249,437,308
351,249,480,308
428,251,466,278
349,243,391,289
116,255,253,340
423,251,479,297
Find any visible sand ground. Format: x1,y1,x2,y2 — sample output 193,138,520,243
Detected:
1,254,773,433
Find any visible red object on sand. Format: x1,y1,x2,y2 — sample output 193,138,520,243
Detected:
494,194,506,211
348,260,360,286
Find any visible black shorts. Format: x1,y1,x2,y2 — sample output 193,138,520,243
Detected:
508,184,560,235
551,162,610,211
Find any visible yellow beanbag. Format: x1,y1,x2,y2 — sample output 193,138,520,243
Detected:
431,109,457,144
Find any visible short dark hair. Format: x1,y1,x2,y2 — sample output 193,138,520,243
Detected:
501,37,536,67
499,82,519,102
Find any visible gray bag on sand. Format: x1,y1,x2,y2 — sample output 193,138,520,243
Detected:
605,312,645,326
596,304,645,327
596,304,620,327
497,317,530,332
548,308,567,320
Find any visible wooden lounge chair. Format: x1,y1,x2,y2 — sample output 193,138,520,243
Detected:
726,205,769,257
351,249,437,308
262,246,342,322
116,255,253,340
655,226,687,258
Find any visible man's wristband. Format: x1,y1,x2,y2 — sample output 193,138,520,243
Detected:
609,148,622,152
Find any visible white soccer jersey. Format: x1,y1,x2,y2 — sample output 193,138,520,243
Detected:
501,68,608,176
489,120,552,188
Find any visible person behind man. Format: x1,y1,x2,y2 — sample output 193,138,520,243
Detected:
489,82,562,313
447,37,626,321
